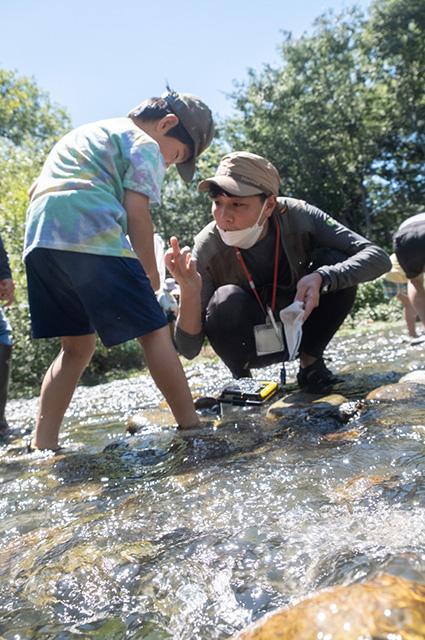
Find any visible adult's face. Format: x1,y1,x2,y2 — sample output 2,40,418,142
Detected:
211,194,276,240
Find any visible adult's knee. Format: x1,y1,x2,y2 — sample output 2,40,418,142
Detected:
206,285,261,335
205,285,263,377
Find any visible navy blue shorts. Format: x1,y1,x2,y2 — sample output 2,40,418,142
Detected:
25,249,168,347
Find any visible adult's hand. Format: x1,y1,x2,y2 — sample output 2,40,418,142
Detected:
294,272,322,322
164,237,202,296
164,237,203,336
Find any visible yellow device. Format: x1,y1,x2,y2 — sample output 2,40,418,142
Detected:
217,380,278,406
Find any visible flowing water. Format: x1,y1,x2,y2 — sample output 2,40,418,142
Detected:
2,322,425,639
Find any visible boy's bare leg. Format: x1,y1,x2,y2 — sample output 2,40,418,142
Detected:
32,334,96,450
138,327,199,428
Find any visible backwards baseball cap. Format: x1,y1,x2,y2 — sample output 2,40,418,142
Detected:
198,151,281,197
162,89,214,183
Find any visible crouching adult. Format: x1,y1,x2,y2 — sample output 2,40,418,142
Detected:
165,152,391,392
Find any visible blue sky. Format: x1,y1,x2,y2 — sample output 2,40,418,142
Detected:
1,0,372,128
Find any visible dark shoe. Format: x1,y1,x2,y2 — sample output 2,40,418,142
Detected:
297,358,340,393
26,439,62,453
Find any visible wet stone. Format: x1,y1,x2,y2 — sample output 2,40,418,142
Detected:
105,418,271,470
228,573,425,640
126,413,151,435
399,369,425,385
193,395,221,413
267,392,348,416
267,392,352,435
366,381,425,402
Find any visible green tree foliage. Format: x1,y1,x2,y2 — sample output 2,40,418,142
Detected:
363,0,425,220
224,0,425,247
225,10,380,234
0,68,69,150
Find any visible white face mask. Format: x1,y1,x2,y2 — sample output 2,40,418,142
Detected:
217,201,267,249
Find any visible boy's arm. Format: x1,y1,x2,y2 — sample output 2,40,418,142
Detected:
123,188,160,292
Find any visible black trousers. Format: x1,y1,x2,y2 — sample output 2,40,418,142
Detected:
205,251,357,378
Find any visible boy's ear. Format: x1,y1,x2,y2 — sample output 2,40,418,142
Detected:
157,113,179,132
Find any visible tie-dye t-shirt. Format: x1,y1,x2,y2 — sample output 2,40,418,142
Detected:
24,118,165,259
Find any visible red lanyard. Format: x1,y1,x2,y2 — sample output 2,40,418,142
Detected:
234,219,280,318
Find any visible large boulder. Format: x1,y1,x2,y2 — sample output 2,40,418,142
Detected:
228,573,425,640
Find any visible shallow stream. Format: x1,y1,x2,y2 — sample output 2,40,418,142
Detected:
2,322,425,639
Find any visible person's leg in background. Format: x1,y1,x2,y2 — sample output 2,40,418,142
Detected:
0,307,12,430
397,291,419,339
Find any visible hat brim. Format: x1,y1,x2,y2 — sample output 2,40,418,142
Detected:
163,91,214,183
197,176,263,197
177,156,196,183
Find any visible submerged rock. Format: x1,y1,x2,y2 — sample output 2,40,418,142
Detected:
267,392,349,417
228,573,425,639
266,392,353,436
104,418,270,470
399,369,425,385
126,413,151,435
193,395,220,411
366,381,425,401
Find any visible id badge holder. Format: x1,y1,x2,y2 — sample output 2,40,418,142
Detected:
254,307,285,356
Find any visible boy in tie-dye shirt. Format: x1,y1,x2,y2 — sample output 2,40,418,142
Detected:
24,89,214,451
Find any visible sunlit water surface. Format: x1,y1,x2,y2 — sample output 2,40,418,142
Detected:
2,323,425,639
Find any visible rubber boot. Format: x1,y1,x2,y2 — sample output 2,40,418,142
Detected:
0,343,12,431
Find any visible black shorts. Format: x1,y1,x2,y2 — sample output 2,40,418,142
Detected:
393,222,425,279
25,248,168,347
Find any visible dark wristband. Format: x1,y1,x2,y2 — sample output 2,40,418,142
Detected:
316,269,331,294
